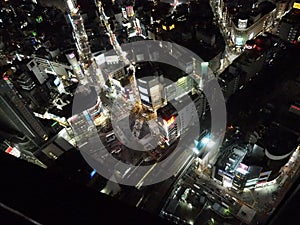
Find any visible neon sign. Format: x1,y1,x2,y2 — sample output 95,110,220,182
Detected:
164,116,176,126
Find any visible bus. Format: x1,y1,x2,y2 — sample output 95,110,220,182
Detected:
106,132,116,143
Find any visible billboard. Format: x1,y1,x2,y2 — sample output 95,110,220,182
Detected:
5,146,21,158
140,93,150,103
238,19,248,29
236,163,249,175
105,55,119,64
257,171,272,183
126,6,134,17
236,36,244,46
293,2,300,9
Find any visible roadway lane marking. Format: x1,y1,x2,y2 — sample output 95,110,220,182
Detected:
135,162,158,188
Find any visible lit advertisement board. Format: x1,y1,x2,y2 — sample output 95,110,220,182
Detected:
138,86,148,95
258,171,272,182
238,19,248,29
95,53,105,65
236,163,249,175
140,93,150,103
126,6,134,17
68,52,75,59
218,169,234,178
5,146,21,158
150,85,160,102
105,55,119,64
236,36,244,46
54,77,60,86
293,2,300,9
163,116,176,127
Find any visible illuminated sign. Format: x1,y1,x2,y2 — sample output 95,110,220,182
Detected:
293,2,300,9
239,163,249,171
35,16,43,23
164,116,176,126
121,8,127,19
238,19,248,29
90,169,97,178
67,0,78,13
162,24,175,31
138,86,148,95
245,43,256,49
54,77,60,86
68,52,75,59
150,85,160,103
249,32,254,40
5,146,21,158
291,105,300,111
105,55,119,64
236,36,244,46
140,93,150,103
126,6,134,17
236,163,249,175
258,171,272,181
195,133,211,150
218,169,234,178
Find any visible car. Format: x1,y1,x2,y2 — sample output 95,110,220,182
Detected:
111,147,122,154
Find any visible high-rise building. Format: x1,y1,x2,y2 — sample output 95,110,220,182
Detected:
66,0,105,86
277,5,300,43
157,103,179,145
228,1,276,47
190,91,207,120
27,57,72,92
136,64,163,110
137,76,162,110
0,78,49,148
232,163,249,192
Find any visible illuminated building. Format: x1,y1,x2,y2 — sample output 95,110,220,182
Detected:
232,163,249,191
126,5,134,18
244,166,263,189
157,92,204,145
218,33,284,100
65,51,84,80
277,6,300,44
110,71,135,101
157,103,179,145
26,57,50,84
274,0,290,20
232,163,265,191
289,103,300,116
136,64,163,110
66,0,103,85
95,0,140,104
228,1,276,47
214,145,248,189
0,78,49,156
27,56,74,93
